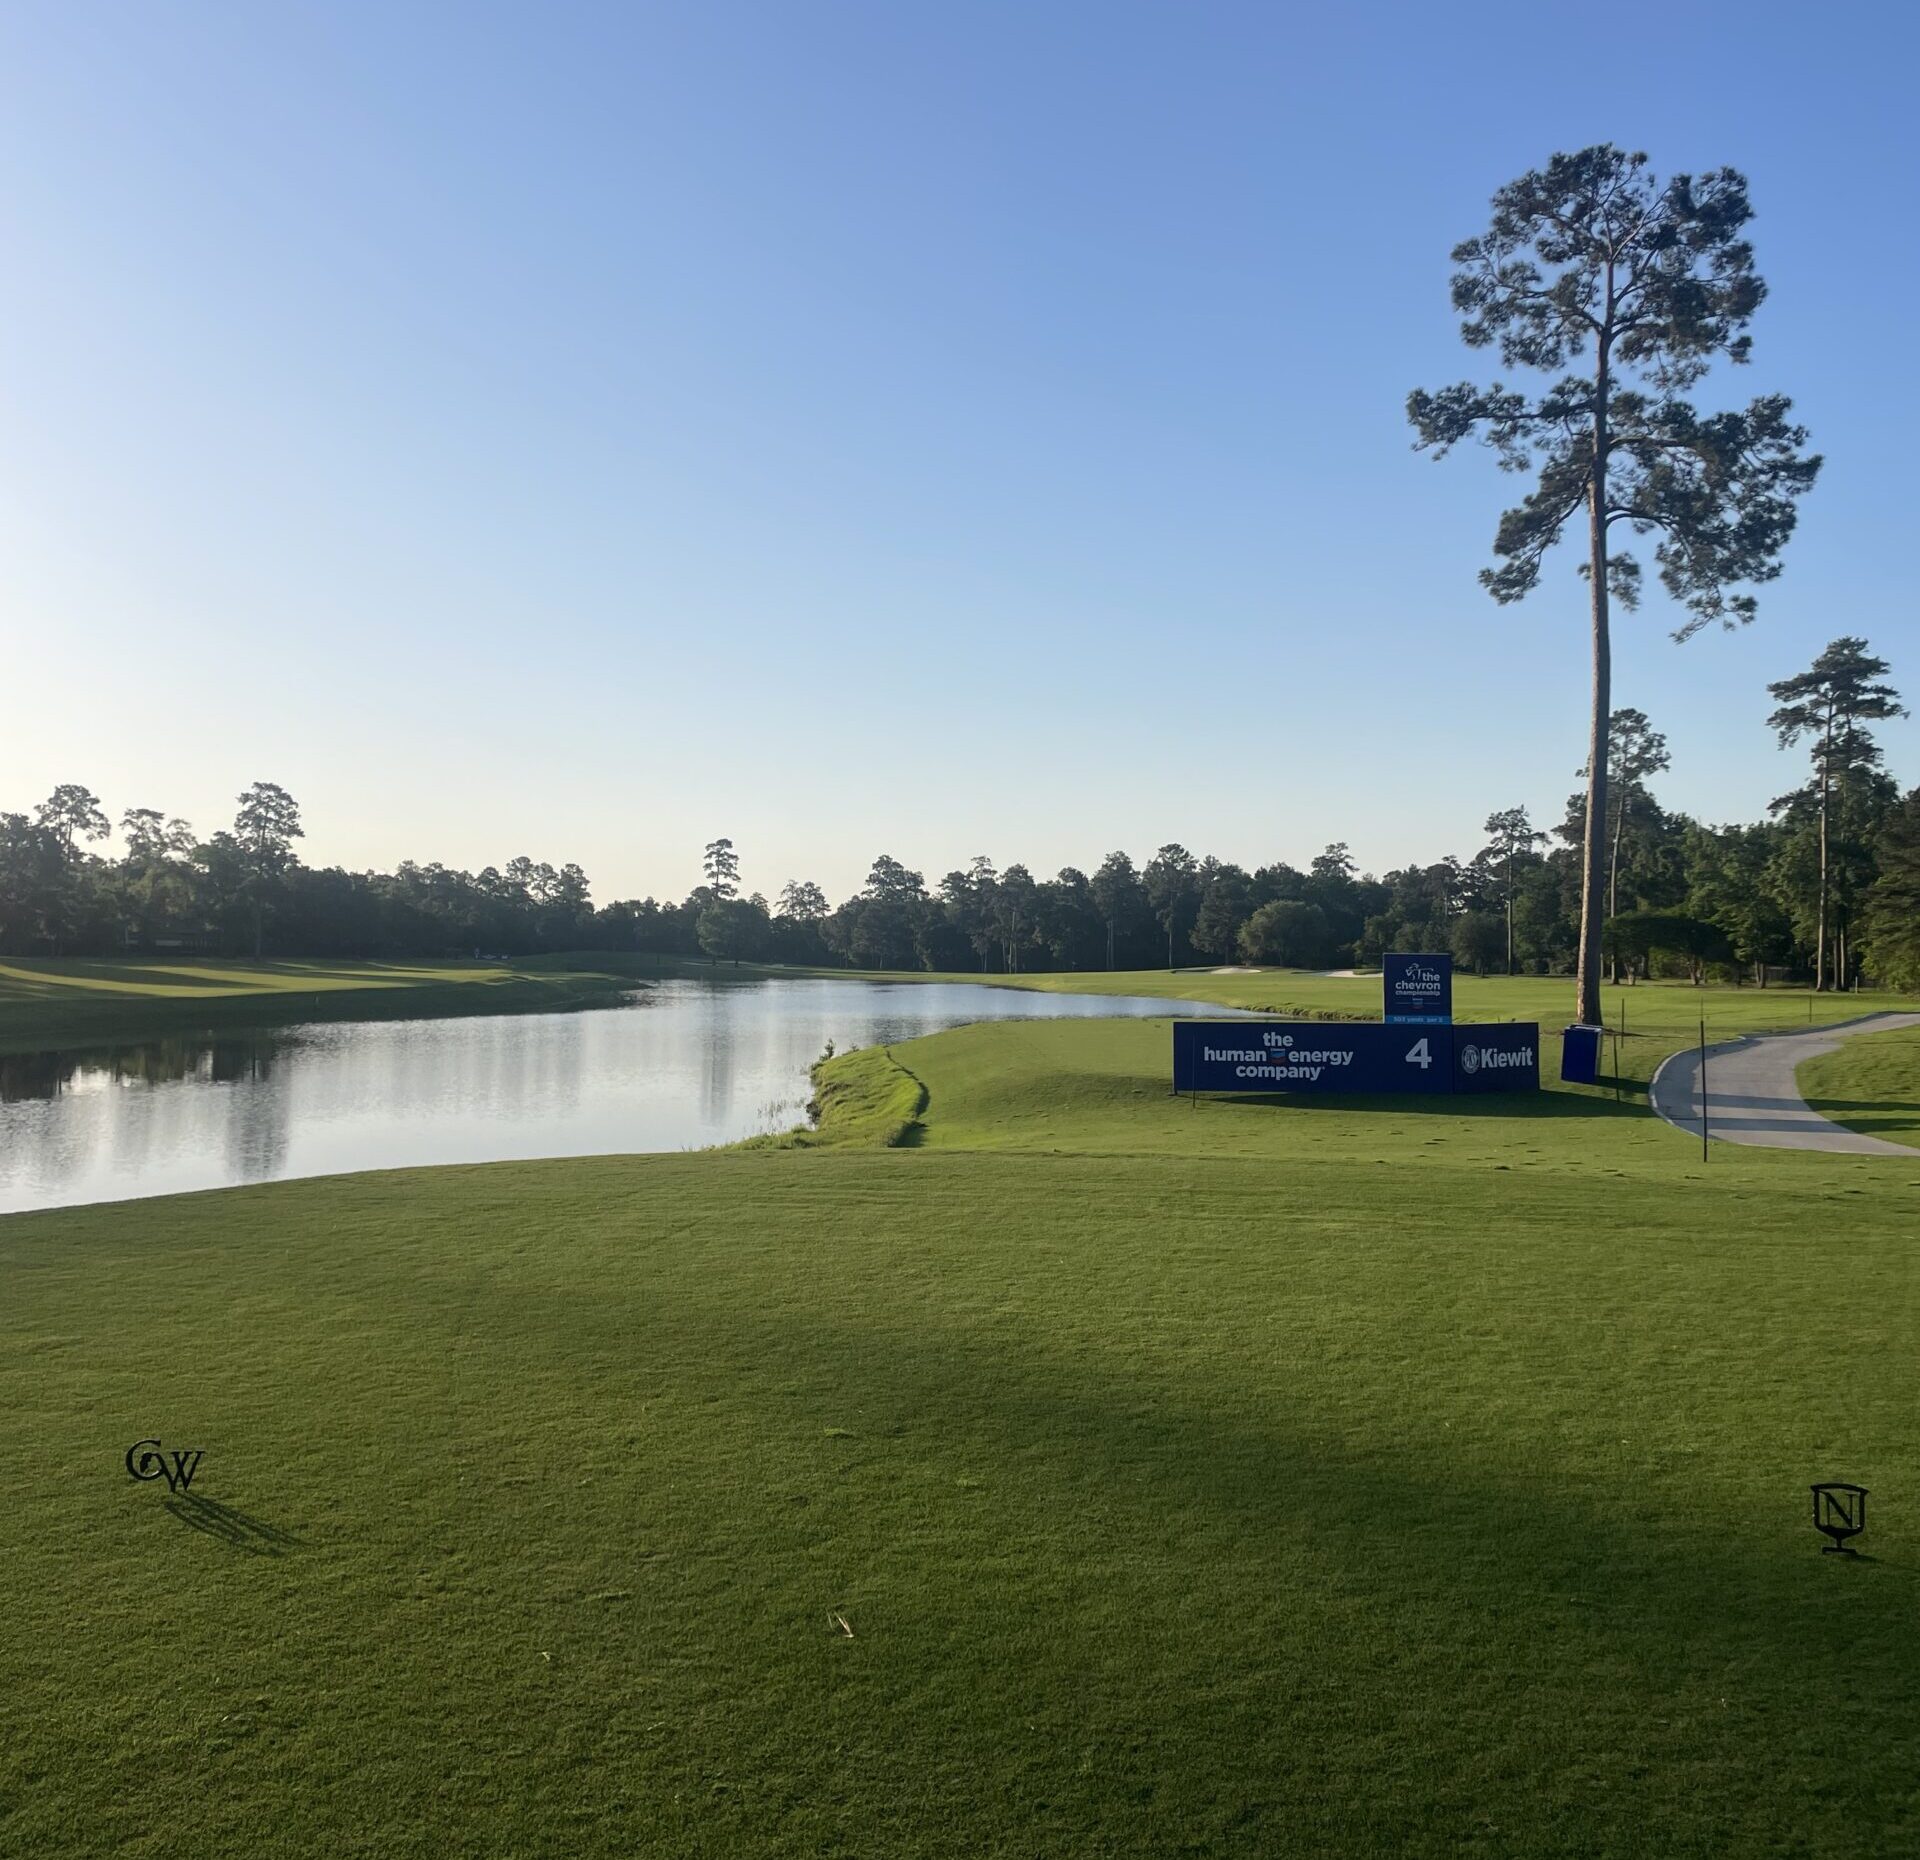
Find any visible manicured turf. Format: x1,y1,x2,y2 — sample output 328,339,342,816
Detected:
5,982,1919,1855
0,955,644,1055
878,966,1920,1095
1798,1022,1920,1149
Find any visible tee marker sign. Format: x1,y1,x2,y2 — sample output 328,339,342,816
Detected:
1173,953,1538,1099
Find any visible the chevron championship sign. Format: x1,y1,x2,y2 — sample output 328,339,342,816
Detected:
1383,952,1453,1024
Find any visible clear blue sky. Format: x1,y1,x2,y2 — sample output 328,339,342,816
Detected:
3,2,1913,902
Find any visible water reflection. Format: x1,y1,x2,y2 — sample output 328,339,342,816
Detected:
0,977,1249,1214
1,1036,283,1103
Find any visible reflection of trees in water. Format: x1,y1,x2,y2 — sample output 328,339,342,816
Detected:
0,1034,298,1207
0,1051,77,1103
700,989,738,1126
225,1062,293,1181
0,1035,285,1104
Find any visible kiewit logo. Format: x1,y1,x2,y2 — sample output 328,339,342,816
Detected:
1462,1044,1536,1073
125,1439,204,1492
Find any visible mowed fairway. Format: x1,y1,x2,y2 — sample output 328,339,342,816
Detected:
0,955,641,1055
1799,1022,1920,1150
4,990,1919,1855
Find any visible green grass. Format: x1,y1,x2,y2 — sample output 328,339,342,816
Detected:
6,978,1920,1855
0,955,649,1055
872,965,1920,1092
1798,1021,1920,1149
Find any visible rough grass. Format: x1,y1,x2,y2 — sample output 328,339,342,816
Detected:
5,988,1920,1855
1798,1022,1920,1149
739,1044,929,1150
0,956,640,1055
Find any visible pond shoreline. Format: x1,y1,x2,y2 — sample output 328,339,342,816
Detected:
0,975,1250,1214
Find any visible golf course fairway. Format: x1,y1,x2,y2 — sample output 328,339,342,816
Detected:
3,979,1917,1856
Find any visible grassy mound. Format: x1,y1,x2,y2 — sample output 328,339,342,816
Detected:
742,1044,930,1150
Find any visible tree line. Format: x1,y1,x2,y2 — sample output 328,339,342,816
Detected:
3,636,1913,989
7,144,1879,1022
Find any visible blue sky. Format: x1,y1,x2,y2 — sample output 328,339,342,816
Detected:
2,1,1913,902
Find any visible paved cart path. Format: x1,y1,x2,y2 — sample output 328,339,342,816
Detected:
1649,1012,1920,1155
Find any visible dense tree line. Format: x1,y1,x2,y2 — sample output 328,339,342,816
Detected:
2,640,1910,987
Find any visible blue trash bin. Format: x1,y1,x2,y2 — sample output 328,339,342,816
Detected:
1560,1023,1601,1085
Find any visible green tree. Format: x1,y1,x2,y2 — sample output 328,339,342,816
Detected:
828,854,927,970
28,784,112,954
775,880,828,922
1190,864,1253,964
1860,788,1920,989
1684,820,1794,984
1142,843,1200,970
1766,637,1905,989
1089,851,1150,970
696,895,767,965
992,863,1040,973
1598,709,1670,927
1035,867,1104,971
1238,899,1331,968
0,813,62,953
702,838,741,901
1450,910,1505,976
1480,806,1546,974
118,806,198,939
233,781,304,957
938,857,1000,971
1605,909,1733,984
769,879,830,965
120,807,194,865
1411,145,1821,1027
35,783,110,859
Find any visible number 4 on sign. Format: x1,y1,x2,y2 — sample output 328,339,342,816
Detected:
1405,1038,1432,1069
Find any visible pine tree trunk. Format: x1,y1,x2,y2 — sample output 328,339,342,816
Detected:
1575,369,1611,1030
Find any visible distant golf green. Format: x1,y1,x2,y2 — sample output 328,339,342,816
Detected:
1798,1021,1920,1149
6,966,1919,1853
0,954,649,1055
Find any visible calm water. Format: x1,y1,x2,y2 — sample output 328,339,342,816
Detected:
0,977,1248,1214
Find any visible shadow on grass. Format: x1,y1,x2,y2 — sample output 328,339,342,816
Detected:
1188,1086,1648,1120
162,1492,304,1556
1804,1097,1920,1128
717,1305,1917,1843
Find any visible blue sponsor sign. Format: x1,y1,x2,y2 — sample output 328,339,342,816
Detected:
1450,1023,1540,1093
1384,953,1452,1024
1173,1020,1539,1096
1172,1021,1454,1095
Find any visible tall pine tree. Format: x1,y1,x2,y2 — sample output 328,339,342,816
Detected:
1410,146,1820,1025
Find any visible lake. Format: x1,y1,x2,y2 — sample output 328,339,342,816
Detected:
0,976,1249,1214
